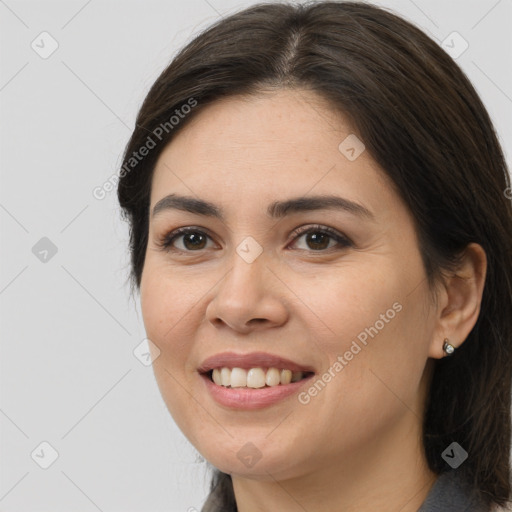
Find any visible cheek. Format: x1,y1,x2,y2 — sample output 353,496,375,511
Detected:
140,260,203,345
140,265,204,434
140,269,193,386
292,262,403,349
297,260,430,402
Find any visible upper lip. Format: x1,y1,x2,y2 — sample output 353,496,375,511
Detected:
197,351,316,374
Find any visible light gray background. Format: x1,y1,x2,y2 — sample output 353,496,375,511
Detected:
1,0,511,511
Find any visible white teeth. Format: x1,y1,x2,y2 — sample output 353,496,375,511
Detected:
220,367,231,386
247,368,266,388
280,369,292,385
230,368,247,387
265,367,281,386
209,367,306,388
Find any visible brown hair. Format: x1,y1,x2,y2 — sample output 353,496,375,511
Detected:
117,2,512,509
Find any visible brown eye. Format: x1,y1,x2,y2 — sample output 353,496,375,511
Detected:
180,232,208,250
302,232,331,250
289,225,352,252
158,228,214,252
157,224,352,254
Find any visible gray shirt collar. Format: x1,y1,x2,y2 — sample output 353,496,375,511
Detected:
417,470,488,511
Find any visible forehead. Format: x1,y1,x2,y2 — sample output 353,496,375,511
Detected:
150,89,396,220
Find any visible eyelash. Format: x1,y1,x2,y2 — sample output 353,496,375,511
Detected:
156,224,353,254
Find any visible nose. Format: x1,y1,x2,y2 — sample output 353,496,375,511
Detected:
205,250,289,334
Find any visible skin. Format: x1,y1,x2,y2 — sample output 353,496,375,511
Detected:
139,89,487,512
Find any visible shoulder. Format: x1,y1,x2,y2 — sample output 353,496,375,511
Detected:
418,470,499,512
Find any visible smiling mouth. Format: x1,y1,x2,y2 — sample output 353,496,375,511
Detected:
205,367,315,388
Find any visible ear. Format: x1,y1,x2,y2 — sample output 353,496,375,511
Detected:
428,243,487,359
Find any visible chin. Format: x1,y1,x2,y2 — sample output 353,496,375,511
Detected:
196,437,308,482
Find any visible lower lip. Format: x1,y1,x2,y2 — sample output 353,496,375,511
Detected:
200,373,315,410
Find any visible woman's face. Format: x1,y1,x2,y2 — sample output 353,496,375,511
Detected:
140,89,440,481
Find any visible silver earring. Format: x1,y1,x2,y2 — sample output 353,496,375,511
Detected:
443,338,456,355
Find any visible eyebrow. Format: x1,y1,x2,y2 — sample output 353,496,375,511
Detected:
151,193,375,221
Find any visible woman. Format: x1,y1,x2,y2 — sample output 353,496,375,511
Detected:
117,2,512,510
